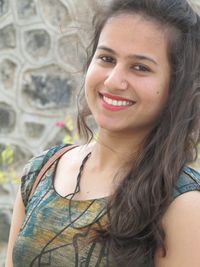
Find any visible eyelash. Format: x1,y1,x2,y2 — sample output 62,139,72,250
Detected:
132,65,150,72
97,55,151,72
98,55,115,64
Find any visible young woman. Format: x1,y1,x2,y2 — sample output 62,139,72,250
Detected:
6,0,200,266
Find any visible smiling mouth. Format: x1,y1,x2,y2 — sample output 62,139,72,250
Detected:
99,93,134,107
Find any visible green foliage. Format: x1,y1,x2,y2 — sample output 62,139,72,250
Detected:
0,145,19,185
1,145,14,166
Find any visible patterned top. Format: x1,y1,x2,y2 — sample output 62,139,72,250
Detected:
13,144,200,267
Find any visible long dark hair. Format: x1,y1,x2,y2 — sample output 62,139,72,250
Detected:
77,0,200,266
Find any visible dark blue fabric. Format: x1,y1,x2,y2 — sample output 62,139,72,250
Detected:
173,166,200,198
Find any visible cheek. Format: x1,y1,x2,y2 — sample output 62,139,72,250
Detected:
85,62,99,91
84,66,101,105
156,80,170,104
140,79,169,108
138,79,158,99
85,66,93,89
84,68,94,99
85,63,107,96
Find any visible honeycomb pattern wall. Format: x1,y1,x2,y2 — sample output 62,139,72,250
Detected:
0,0,104,264
0,0,100,159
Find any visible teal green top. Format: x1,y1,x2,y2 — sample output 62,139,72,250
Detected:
13,144,200,267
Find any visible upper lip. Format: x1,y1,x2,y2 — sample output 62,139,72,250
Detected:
100,92,135,102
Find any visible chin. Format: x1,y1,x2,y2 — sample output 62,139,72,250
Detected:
98,121,130,134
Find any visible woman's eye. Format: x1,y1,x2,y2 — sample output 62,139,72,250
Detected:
133,65,150,72
98,56,115,64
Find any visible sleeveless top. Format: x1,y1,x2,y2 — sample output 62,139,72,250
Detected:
12,144,200,267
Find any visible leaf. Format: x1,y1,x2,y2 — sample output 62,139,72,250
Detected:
1,145,14,166
63,134,73,144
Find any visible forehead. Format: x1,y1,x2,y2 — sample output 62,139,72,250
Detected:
98,14,170,61
101,13,168,41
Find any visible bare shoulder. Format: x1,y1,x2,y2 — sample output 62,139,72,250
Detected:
54,143,93,197
56,143,93,176
58,143,93,166
162,191,200,233
155,191,200,267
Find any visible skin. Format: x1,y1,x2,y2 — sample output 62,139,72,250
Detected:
83,13,172,175
5,13,200,267
154,191,200,267
85,14,171,140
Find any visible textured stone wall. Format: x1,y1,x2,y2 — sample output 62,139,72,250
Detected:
0,0,199,266
0,0,102,265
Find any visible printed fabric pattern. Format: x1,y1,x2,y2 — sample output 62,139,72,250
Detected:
13,145,200,267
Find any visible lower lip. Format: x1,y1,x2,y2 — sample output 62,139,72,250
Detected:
99,95,134,111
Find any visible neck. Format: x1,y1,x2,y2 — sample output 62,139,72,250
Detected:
88,128,147,171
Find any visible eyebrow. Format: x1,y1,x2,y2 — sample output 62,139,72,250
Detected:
97,45,158,65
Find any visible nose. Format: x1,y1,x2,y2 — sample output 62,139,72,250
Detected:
104,66,128,90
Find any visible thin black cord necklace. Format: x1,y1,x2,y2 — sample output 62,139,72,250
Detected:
32,152,97,266
65,152,92,200
67,152,94,227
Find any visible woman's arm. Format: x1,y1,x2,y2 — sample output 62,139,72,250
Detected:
5,188,25,267
155,191,200,267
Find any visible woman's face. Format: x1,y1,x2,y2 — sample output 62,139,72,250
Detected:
85,14,171,137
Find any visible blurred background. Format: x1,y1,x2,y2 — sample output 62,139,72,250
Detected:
0,0,199,266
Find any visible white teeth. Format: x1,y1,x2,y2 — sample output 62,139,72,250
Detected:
103,95,131,106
